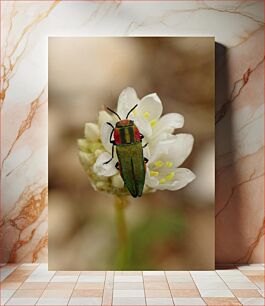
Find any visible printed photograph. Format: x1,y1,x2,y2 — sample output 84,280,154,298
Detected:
48,37,215,270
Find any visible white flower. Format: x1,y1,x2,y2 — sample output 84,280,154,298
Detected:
78,87,195,195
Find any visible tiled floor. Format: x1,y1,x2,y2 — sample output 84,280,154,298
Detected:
0,264,264,305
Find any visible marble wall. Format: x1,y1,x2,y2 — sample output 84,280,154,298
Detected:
1,1,264,263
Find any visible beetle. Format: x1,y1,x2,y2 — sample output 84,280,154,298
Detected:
104,105,148,198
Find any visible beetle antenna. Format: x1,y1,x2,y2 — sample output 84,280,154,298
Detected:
126,104,138,119
106,122,114,129
106,107,121,120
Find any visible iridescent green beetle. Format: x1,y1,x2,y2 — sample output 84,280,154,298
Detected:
104,105,148,198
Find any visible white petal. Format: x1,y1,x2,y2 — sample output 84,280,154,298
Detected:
98,110,114,128
134,116,152,138
138,93,163,120
156,168,196,191
169,134,194,167
150,134,194,167
93,152,117,177
84,123,100,141
153,113,184,140
117,87,139,119
112,175,124,188
145,168,160,189
101,121,115,153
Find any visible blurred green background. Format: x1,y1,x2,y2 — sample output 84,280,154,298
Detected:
48,37,214,270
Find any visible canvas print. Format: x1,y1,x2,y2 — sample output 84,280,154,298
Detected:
48,37,214,270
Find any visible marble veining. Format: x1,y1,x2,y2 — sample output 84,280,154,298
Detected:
0,0,264,263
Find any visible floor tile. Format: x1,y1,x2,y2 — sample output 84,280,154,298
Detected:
115,271,142,276
0,282,22,290
143,271,165,276
226,282,258,289
173,297,206,305
102,289,112,306
167,276,193,283
144,282,169,290
190,271,217,276
0,289,16,298
216,269,245,276
237,264,264,271
46,282,76,290
168,282,196,289
220,275,250,282
80,271,105,276
19,282,48,290
170,289,200,297
55,271,80,276
199,289,234,297
241,270,264,276
113,289,145,297
146,297,174,305
195,281,228,290
37,298,69,305
255,282,264,290
238,297,265,305
12,289,43,298
258,289,265,297
203,297,241,305
112,297,146,305
40,289,72,298
114,275,143,282
144,276,167,282
232,289,262,298
72,289,103,297
50,275,78,282
78,275,105,282
165,271,190,276
145,290,172,298
114,282,144,290
75,282,104,290
6,297,38,305
247,275,264,282
68,297,102,305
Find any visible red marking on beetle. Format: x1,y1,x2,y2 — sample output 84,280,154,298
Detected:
134,126,141,141
117,119,130,126
114,128,121,144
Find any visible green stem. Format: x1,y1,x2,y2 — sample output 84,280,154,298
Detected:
114,195,129,269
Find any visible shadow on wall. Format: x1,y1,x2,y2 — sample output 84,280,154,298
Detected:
215,43,244,264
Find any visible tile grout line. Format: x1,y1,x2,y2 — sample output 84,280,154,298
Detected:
142,271,147,306
164,270,175,305
67,270,80,305
101,270,107,306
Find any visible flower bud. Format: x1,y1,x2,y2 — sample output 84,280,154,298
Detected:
84,123,99,141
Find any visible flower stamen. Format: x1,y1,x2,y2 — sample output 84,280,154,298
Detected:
150,119,157,127
154,160,163,168
150,170,159,177
143,111,150,119
166,171,175,181
165,161,173,168
159,178,166,184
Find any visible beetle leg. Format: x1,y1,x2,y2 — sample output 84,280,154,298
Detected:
103,144,114,164
144,157,149,164
115,162,120,170
140,133,144,140
142,142,148,149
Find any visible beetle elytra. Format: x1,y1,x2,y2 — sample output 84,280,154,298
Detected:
104,105,148,198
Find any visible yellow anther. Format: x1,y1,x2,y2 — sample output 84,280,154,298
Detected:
143,111,150,119
150,171,159,177
165,161,173,168
150,119,157,127
154,160,163,168
159,178,166,184
166,171,175,181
